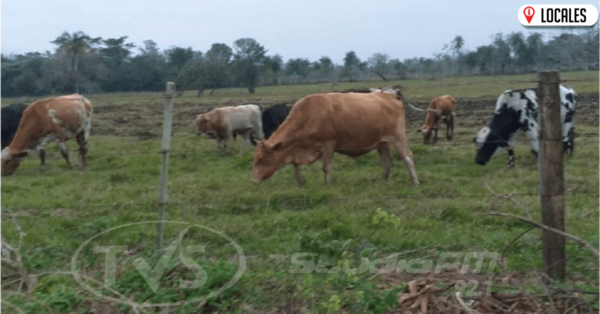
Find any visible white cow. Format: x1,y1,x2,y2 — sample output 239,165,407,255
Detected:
194,104,264,154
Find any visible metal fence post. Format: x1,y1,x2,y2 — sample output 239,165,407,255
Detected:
157,82,175,250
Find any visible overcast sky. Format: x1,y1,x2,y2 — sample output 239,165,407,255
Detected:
1,0,597,64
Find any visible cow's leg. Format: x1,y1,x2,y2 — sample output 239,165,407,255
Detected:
321,142,336,185
240,132,251,155
76,132,88,169
392,137,419,186
433,120,440,144
58,141,73,169
217,137,229,153
39,149,46,167
377,144,392,181
294,164,306,186
447,113,454,140
507,148,515,168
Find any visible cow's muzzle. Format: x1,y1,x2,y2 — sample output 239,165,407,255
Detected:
475,157,487,165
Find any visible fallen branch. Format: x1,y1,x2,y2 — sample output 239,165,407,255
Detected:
1,212,37,292
483,212,599,257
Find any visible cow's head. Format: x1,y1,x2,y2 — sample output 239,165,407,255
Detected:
474,127,507,165
194,113,217,139
416,109,441,144
1,148,28,176
252,141,286,183
417,125,436,143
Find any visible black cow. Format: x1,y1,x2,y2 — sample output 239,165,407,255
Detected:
262,103,290,139
474,85,576,167
2,103,28,148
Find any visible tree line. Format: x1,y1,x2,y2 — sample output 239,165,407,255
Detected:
2,28,598,97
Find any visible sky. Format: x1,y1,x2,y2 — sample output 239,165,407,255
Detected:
1,0,597,64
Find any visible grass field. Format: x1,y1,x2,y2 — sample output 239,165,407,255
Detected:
1,72,598,313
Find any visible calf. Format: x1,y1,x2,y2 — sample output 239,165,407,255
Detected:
1,94,93,176
194,104,264,154
474,85,576,167
262,103,290,139
416,95,456,143
252,91,419,186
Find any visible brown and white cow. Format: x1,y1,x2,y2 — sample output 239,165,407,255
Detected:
252,92,419,186
1,94,93,176
194,104,264,154
415,94,456,144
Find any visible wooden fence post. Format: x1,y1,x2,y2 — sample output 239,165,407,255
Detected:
157,82,176,250
537,71,566,280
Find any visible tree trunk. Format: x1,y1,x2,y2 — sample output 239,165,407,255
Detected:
74,57,80,94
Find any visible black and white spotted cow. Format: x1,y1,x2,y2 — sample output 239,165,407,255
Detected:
474,85,576,167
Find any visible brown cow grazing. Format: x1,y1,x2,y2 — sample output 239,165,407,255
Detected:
252,91,419,186
416,95,456,144
1,94,93,176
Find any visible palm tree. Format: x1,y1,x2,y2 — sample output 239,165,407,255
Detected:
451,36,465,56
51,31,101,93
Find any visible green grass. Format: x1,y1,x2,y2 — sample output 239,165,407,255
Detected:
1,72,598,313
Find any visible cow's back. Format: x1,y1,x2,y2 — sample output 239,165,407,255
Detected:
218,105,261,131
29,94,93,136
8,94,93,152
274,93,406,150
430,95,456,114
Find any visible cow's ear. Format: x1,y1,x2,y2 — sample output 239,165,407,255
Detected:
472,137,477,144
273,142,283,151
416,129,422,133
